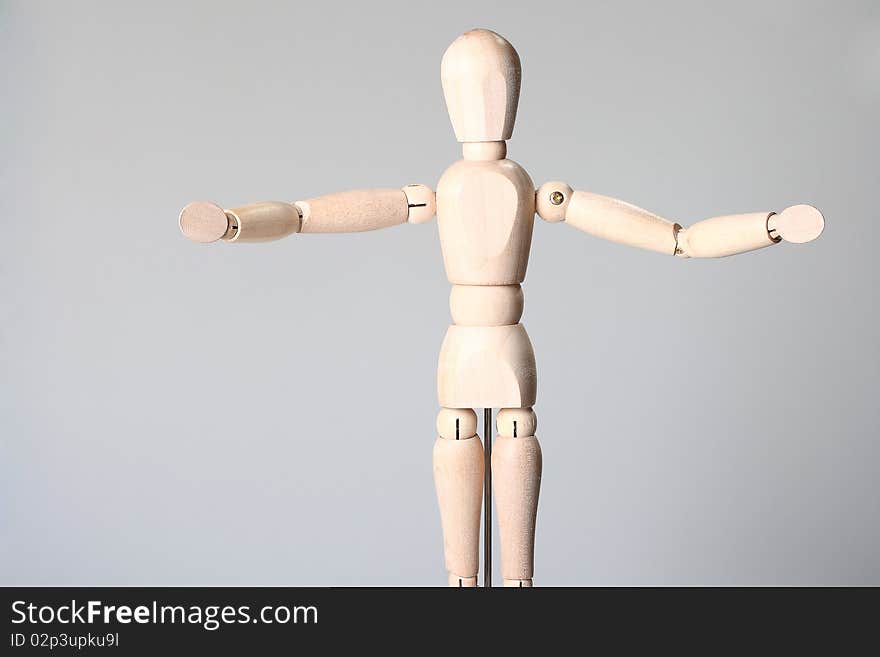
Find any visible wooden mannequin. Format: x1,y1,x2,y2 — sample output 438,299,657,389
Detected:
179,29,824,587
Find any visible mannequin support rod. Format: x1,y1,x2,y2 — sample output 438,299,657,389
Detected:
484,408,492,587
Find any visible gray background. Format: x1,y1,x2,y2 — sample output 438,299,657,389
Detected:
2,0,877,585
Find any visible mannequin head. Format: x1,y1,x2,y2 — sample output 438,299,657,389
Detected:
441,29,521,143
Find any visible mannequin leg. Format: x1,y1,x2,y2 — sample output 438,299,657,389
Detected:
492,407,542,587
433,407,484,587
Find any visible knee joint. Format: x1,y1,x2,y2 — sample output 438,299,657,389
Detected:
437,408,478,440
497,408,537,438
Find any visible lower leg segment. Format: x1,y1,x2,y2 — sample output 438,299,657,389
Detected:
433,408,483,587
493,408,542,587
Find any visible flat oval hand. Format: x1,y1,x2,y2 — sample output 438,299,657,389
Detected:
179,201,229,243
769,204,825,243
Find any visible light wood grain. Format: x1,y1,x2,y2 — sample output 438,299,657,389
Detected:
402,184,437,224
503,578,533,587
449,284,523,326
437,159,535,285
179,201,232,243
542,184,825,258
493,433,541,582
441,29,521,143
563,191,679,255
226,201,302,243
497,407,536,438
438,324,537,409
436,407,478,441
679,212,774,257
295,189,409,233
767,204,825,244
433,432,484,582
462,141,507,161
180,188,424,243
535,181,573,223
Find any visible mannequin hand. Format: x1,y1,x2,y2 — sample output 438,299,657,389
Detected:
768,204,825,244
179,201,230,243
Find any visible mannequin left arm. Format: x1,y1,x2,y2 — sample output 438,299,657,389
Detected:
535,181,824,257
